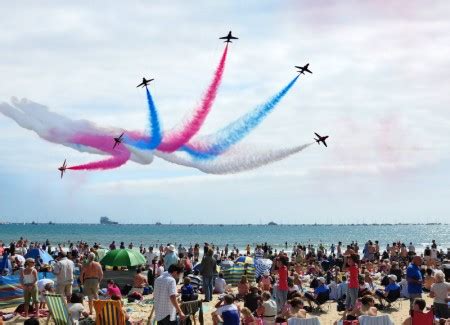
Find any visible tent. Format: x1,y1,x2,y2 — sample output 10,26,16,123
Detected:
25,248,54,264
222,265,255,285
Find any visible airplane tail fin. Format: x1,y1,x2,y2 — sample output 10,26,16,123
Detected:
315,139,320,144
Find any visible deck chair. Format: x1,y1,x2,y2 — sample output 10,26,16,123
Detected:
358,315,394,325
411,310,434,325
44,293,69,325
93,299,126,325
180,300,204,325
287,317,321,325
383,288,402,310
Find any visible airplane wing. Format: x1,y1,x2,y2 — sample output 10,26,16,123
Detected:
305,64,309,68
305,68,312,73
230,36,238,39
323,141,327,147
314,132,321,137
136,82,144,88
219,36,227,39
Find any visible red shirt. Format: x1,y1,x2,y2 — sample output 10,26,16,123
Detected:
348,265,359,288
278,265,288,291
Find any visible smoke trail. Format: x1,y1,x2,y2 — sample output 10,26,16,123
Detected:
124,87,162,150
180,75,300,159
67,133,131,171
156,142,313,174
0,98,153,165
157,44,229,152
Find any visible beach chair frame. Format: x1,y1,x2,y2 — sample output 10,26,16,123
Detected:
93,299,127,325
44,293,69,325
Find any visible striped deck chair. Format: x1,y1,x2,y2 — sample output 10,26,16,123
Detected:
93,299,126,325
44,293,69,325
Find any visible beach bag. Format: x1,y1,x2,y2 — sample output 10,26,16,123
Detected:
121,284,132,296
14,303,35,314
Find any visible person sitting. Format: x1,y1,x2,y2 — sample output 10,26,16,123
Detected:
257,291,277,325
180,277,197,302
304,277,329,309
287,277,300,300
244,286,261,314
237,275,250,299
358,275,373,297
402,298,428,325
337,295,378,324
132,267,148,293
375,274,400,307
280,297,307,320
67,293,89,325
106,279,122,298
429,270,450,319
214,272,227,294
213,294,240,325
241,307,256,325
336,276,348,301
259,271,273,292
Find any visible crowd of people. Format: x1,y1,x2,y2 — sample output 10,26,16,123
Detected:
0,238,449,324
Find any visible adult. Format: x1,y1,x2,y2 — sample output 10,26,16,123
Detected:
153,264,185,325
80,252,103,315
200,248,216,302
133,267,149,292
259,291,277,325
20,258,39,318
429,270,450,319
52,251,74,302
375,274,400,306
163,245,179,270
406,256,423,308
276,255,289,312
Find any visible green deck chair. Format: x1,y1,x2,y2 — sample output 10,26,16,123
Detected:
44,293,69,325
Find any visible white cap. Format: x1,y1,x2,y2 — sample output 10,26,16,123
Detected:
318,277,326,283
388,274,397,281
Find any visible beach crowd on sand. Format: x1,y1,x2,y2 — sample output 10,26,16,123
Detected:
0,238,449,324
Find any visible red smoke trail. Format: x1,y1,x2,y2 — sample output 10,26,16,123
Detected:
157,44,229,152
67,133,131,170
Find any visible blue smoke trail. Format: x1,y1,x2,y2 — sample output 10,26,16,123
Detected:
181,75,299,159
125,87,162,149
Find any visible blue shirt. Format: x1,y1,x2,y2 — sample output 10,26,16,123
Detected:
406,263,422,294
315,284,329,295
217,304,240,325
163,252,179,270
385,282,400,292
181,284,194,296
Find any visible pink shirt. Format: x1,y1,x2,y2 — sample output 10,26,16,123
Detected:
107,284,122,298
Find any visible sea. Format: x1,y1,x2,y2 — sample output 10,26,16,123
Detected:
0,223,448,253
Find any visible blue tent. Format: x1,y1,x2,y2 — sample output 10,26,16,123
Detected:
25,248,54,264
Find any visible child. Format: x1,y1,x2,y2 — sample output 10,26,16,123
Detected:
181,277,195,302
39,282,54,310
67,293,89,324
259,271,272,292
214,272,227,294
241,307,256,325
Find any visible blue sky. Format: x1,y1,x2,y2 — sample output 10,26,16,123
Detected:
1,1,450,224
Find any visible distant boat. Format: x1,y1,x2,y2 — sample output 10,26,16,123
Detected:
155,222,162,226
100,216,118,225
268,221,278,226
48,221,54,225
31,221,37,225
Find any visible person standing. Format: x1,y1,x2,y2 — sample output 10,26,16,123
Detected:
345,254,359,310
429,270,450,319
153,264,185,325
276,255,289,312
163,245,179,270
80,252,103,315
200,248,216,302
21,258,39,318
53,251,74,302
406,256,423,309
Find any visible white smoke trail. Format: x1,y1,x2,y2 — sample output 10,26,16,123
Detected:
155,143,313,174
0,98,154,165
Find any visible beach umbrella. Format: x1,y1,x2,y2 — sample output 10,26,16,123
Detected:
100,249,146,267
234,256,254,265
96,248,109,260
254,258,273,278
25,248,54,264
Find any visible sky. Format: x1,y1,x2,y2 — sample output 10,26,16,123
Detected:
1,1,450,224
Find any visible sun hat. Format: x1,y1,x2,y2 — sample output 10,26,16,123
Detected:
167,244,176,252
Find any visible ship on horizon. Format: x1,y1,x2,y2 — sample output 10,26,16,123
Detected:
100,216,118,225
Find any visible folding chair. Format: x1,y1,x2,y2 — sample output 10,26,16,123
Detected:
44,293,69,325
358,315,394,325
287,316,321,325
93,299,126,325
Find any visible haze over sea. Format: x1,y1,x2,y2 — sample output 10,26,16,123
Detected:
0,223,448,253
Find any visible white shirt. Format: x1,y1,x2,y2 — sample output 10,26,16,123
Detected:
145,252,157,266
155,265,164,277
215,277,227,294
154,271,177,321
431,282,450,304
37,278,54,292
53,257,74,285
67,303,85,325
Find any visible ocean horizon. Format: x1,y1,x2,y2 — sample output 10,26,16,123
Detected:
0,223,448,253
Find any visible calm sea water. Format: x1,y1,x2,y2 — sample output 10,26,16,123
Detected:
0,224,448,252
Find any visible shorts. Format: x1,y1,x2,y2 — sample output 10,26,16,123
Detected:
83,278,100,299
24,285,39,304
57,282,73,297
